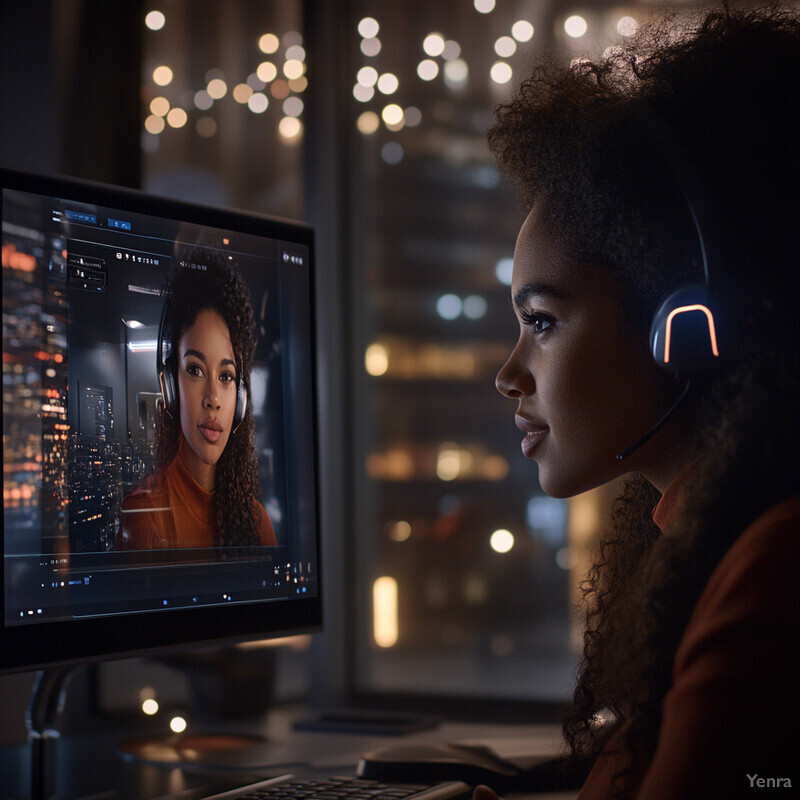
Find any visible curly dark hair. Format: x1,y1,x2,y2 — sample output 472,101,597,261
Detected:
156,251,262,546
489,4,800,794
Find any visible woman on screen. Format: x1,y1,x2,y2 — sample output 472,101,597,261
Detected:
117,253,276,549
478,6,798,799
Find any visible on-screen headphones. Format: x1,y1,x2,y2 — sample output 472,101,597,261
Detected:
157,292,248,433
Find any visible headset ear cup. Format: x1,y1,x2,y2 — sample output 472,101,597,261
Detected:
650,283,720,374
156,294,177,419
158,366,177,419
232,375,247,432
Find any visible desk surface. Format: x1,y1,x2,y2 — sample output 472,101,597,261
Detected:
0,708,579,800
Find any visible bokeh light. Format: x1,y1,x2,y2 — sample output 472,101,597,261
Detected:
444,59,468,87
423,33,446,57
248,93,269,113
417,59,439,81
152,65,173,86
357,111,381,135
233,83,253,104
170,716,187,734
565,15,588,38
490,529,515,554
495,257,513,285
353,83,375,103
404,106,422,127
494,36,516,58
257,61,278,83
377,73,399,94
166,108,187,128
357,66,379,87
259,33,279,54
361,37,382,57
283,96,304,117
358,17,380,39
144,115,165,134
463,295,487,320
149,96,170,117
283,59,305,80
490,62,513,84
365,343,389,375
145,10,165,31
443,40,461,60
206,78,227,99
381,142,404,165
512,20,534,42
381,104,404,126
617,16,639,36
194,90,213,110
279,116,303,140
437,294,462,320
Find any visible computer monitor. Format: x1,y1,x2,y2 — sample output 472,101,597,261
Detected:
1,167,321,675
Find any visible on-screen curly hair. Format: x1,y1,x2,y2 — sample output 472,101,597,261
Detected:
489,4,800,794
156,251,262,547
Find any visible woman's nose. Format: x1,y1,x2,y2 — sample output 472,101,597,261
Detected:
204,380,221,409
496,343,534,399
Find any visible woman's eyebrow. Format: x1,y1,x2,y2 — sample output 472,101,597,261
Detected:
183,347,236,370
513,282,568,309
182,348,206,362
182,348,235,369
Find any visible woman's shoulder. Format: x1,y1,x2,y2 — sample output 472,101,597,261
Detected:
713,494,800,589
681,494,800,647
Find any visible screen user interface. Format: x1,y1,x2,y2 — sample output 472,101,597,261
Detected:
2,177,318,654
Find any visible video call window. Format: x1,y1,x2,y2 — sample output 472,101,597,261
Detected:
3,185,317,626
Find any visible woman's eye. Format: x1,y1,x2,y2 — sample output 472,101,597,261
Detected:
220,371,236,384
521,310,554,334
186,363,204,377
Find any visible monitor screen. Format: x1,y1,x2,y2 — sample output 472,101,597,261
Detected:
1,168,320,673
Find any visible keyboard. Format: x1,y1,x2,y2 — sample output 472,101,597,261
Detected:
201,775,472,800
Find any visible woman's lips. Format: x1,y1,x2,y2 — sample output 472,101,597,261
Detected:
199,419,223,444
515,415,549,457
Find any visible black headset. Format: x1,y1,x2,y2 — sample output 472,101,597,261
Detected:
157,292,248,433
642,104,723,376
648,181,721,375
616,110,723,460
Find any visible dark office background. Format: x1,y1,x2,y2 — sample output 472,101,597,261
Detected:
1,0,785,755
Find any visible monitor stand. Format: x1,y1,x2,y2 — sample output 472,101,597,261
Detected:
26,664,269,799
118,731,268,766
117,648,273,770
26,666,75,800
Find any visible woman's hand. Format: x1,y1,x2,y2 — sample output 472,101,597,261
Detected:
472,785,501,800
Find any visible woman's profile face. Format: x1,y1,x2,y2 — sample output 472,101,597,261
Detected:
495,202,681,497
176,308,238,488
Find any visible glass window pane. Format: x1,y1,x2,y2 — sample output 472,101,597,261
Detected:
343,0,738,704
140,1,305,218
347,0,575,703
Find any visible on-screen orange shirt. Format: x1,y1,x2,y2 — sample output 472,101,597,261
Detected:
117,442,276,550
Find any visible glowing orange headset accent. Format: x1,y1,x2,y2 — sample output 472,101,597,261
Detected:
663,304,719,364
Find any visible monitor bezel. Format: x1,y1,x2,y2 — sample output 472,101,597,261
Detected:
1,167,322,674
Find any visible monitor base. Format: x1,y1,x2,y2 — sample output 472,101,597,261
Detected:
119,732,269,766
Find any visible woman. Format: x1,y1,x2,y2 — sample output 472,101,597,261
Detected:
483,7,799,799
118,253,276,549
